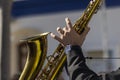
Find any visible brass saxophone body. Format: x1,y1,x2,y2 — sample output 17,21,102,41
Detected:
19,0,102,80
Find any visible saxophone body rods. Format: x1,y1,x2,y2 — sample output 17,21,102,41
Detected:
19,0,102,80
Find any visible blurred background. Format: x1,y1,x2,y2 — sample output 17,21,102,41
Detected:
1,0,120,80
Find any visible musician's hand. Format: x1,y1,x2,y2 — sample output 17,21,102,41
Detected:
50,17,90,47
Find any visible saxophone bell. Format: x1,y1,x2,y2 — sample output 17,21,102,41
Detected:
19,32,50,80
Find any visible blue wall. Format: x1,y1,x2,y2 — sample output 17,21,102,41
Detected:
11,0,120,18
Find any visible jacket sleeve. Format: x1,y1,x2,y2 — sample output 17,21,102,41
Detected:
65,45,102,80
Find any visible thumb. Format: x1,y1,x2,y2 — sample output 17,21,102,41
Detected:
81,27,90,37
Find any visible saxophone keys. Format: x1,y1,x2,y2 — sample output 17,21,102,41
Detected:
54,52,60,59
92,0,96,3
47,55,56,65
42,69,49,76
90,0,96,7
90,1,93,5
94,5,101,14
90,0,94,6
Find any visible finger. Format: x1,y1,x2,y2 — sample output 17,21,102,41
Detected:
50,33,63,43
57,27,64,35
81,27,90,37
65,17,72,30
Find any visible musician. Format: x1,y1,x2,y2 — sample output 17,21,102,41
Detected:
50,17,120,80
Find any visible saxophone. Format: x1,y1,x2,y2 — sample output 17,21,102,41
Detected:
19,0,102,80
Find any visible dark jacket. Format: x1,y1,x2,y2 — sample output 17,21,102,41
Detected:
65,45,120,80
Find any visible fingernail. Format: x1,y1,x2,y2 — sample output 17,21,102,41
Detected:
65,17,69,22
57,27,60,31
50,33,55,37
